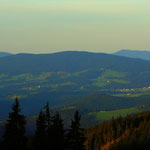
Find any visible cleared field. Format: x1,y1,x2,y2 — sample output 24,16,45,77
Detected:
110,79,129,84
72,69,89,77
93,69,129,87
89,107,145,121
92,78,109,87
102,69,127,78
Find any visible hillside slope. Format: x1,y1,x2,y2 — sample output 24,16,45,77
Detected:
85,111,150,150
0,51,150,118
114,49,150,61
0,51,150,74
0,52,12,57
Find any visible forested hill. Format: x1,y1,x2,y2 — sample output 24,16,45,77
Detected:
0,52,12,57
1,51,150,118
114,49,150,61
0,51,150,75
85,111,150,150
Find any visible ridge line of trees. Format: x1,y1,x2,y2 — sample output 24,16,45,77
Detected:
0,98,86,150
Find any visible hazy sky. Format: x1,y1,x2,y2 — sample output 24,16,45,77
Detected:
0,0,150,54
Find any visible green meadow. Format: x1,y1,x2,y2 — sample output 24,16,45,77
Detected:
89,107,145,121
92,69,129,87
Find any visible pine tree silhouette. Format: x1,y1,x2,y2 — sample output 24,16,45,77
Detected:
44,102,52,149
45,102,51,129
3,98,27,150
51,112,65,150
66,111,86,150
34,110,47,150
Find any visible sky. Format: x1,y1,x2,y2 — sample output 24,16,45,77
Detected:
0,0,150,54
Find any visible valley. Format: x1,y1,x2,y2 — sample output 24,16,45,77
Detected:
0,51,150,149
0,51,150,126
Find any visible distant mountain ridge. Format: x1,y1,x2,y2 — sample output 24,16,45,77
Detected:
0,51,150,118
0,51,150,75
0,52,12,57
114,49,150,61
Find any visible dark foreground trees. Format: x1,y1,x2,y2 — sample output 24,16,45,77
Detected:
2,98,27,150
0,99,86,150
66,111,86,150
34,110,47,150
34,107,85,150
51,112,65,150
2,99,150,150
34,105,85,150
33,103,65,150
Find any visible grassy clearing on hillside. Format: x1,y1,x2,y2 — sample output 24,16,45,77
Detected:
5,73,32,81
92,77,129,87
72,69,89,77
5,72,52,82
92,78,109,87
110,79,129,84
0,74,8,78
102,70,127,78
92,69,129,87
89,107,144,121
112,94,142,97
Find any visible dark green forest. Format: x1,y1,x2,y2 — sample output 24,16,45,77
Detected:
85,111,150,150
1,98,150,150
0,98,86,150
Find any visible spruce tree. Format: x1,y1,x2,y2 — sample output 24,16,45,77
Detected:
66,111,86,150
34,103,65,150
44,102,52,149
3,98,27,150
34,110,47,150
45,102,51,128
51,112,65,150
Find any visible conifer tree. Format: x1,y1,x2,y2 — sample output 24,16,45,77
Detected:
66,111,86,150
34,103,65,150
45,102,51,129
3,98,27,150
51,112,65,150
34,110,47,150
44,102,52,149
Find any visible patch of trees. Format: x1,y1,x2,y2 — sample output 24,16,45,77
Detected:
85,111,150,150
1,98,150,150
0,98,86,150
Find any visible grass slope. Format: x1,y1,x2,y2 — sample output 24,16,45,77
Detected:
88,107,143,121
